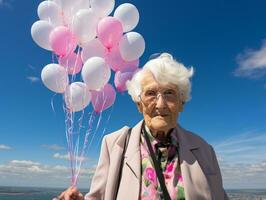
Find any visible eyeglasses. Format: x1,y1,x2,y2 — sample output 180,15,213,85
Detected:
138,88,180,105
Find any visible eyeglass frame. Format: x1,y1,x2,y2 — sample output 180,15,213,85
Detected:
138,87,184,106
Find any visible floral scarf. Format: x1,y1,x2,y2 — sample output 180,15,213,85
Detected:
140,126,186,200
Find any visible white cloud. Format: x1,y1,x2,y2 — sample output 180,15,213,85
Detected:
213,129,266,188
10,160,40,166
26,76,40,83
28,165,49,173
0,160,46,176
234,40,266,78
53,153,88,161
53,153,69,160
41,144,65,151
0,159,96,188
0,144,11,150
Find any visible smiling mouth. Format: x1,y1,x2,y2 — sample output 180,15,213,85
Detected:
154,114,168,117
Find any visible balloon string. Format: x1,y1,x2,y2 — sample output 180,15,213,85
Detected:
74,111,96,183
73,108,85,185
73,135,80,186
50,93,57,114
69,111,75,186
76,92,100,176
63,102,75,186
87,90,107,149
61,45,83,186
96,104,114,148
87,111,102,150
77,111,95,173
64,105,72,184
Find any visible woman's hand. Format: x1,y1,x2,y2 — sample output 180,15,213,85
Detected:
53,186,84,200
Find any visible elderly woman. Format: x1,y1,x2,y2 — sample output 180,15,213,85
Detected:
54,53,228,200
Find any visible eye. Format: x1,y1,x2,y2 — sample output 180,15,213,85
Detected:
164,89,176,96
145,90,156,96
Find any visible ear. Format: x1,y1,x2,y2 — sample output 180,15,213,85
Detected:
177,101,184,113
136,101,143,113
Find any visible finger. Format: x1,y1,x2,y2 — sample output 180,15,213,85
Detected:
71,187,78,194
60,186,75,200
58,191,66,199
64,193,70,200
78,193,84,200
70,187,81,196
66,188,76,200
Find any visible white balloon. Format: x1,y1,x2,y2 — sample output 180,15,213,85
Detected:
82,57,111,90
38,1,63,26
72,9,99,45
64,82,91,112
114,3,139,32
119,32,145,61
59,0,81,25
90,0,115,17
31,20,54,50
75,0,91,11
41,64,69,93
59,0,74,11
81,38,105,63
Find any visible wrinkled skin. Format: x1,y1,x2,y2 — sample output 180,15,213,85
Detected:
137,71,183,139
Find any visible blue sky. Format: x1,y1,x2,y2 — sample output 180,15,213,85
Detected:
0,0,266,189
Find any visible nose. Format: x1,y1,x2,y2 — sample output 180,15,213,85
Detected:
155,94,167,108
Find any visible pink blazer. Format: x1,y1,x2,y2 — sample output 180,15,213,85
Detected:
85,120,229,200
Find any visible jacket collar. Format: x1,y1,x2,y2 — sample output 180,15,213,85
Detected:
122,120,211,199
122,120,201,151
122,120,201,177
176,123,200,150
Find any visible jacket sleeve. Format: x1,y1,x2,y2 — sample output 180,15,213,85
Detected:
85,136,110,200
209,145,229,200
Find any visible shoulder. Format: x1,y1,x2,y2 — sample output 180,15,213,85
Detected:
102,125,130,149
178,125,213,152
180,127,221,169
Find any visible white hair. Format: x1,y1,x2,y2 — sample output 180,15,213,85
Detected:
126,53,194,103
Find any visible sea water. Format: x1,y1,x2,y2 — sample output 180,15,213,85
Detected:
0,186,266,200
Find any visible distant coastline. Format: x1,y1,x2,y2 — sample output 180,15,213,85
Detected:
0,192,25,195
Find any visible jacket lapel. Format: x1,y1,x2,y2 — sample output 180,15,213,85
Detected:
104,126,128,200
115,120,143,200
124,120,143,179
177,124,212,200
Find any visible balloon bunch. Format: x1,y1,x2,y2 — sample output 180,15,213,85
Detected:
31,0,145,112
31,0,145,186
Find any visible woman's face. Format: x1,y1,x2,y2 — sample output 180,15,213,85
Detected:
137,72,183,136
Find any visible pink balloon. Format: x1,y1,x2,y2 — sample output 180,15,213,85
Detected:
114,71,134,92
104,45,125,72
97,17,123,50
105,45,139,72
58,52,83,75
49,26,77,56
91,83,116,113
121,59,139,73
